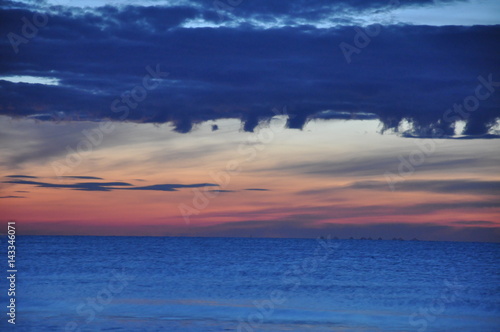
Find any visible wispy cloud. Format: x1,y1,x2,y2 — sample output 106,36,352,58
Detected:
347,179,500,196
451,220,497,226
6,175,38,178
59,176,104,180
3,179,219,192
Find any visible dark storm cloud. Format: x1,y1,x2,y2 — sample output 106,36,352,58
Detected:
0,2,498,136
0,0,466,17
3,179,218,191
0,195,25,198
244,188,270,191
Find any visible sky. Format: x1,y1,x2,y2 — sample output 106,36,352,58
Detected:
0,0,499,241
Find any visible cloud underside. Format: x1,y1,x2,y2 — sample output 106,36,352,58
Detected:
0,4,498,137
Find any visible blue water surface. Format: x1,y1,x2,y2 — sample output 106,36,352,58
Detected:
1,236,499,331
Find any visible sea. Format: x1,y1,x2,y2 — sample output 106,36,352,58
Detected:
1,236,499,331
